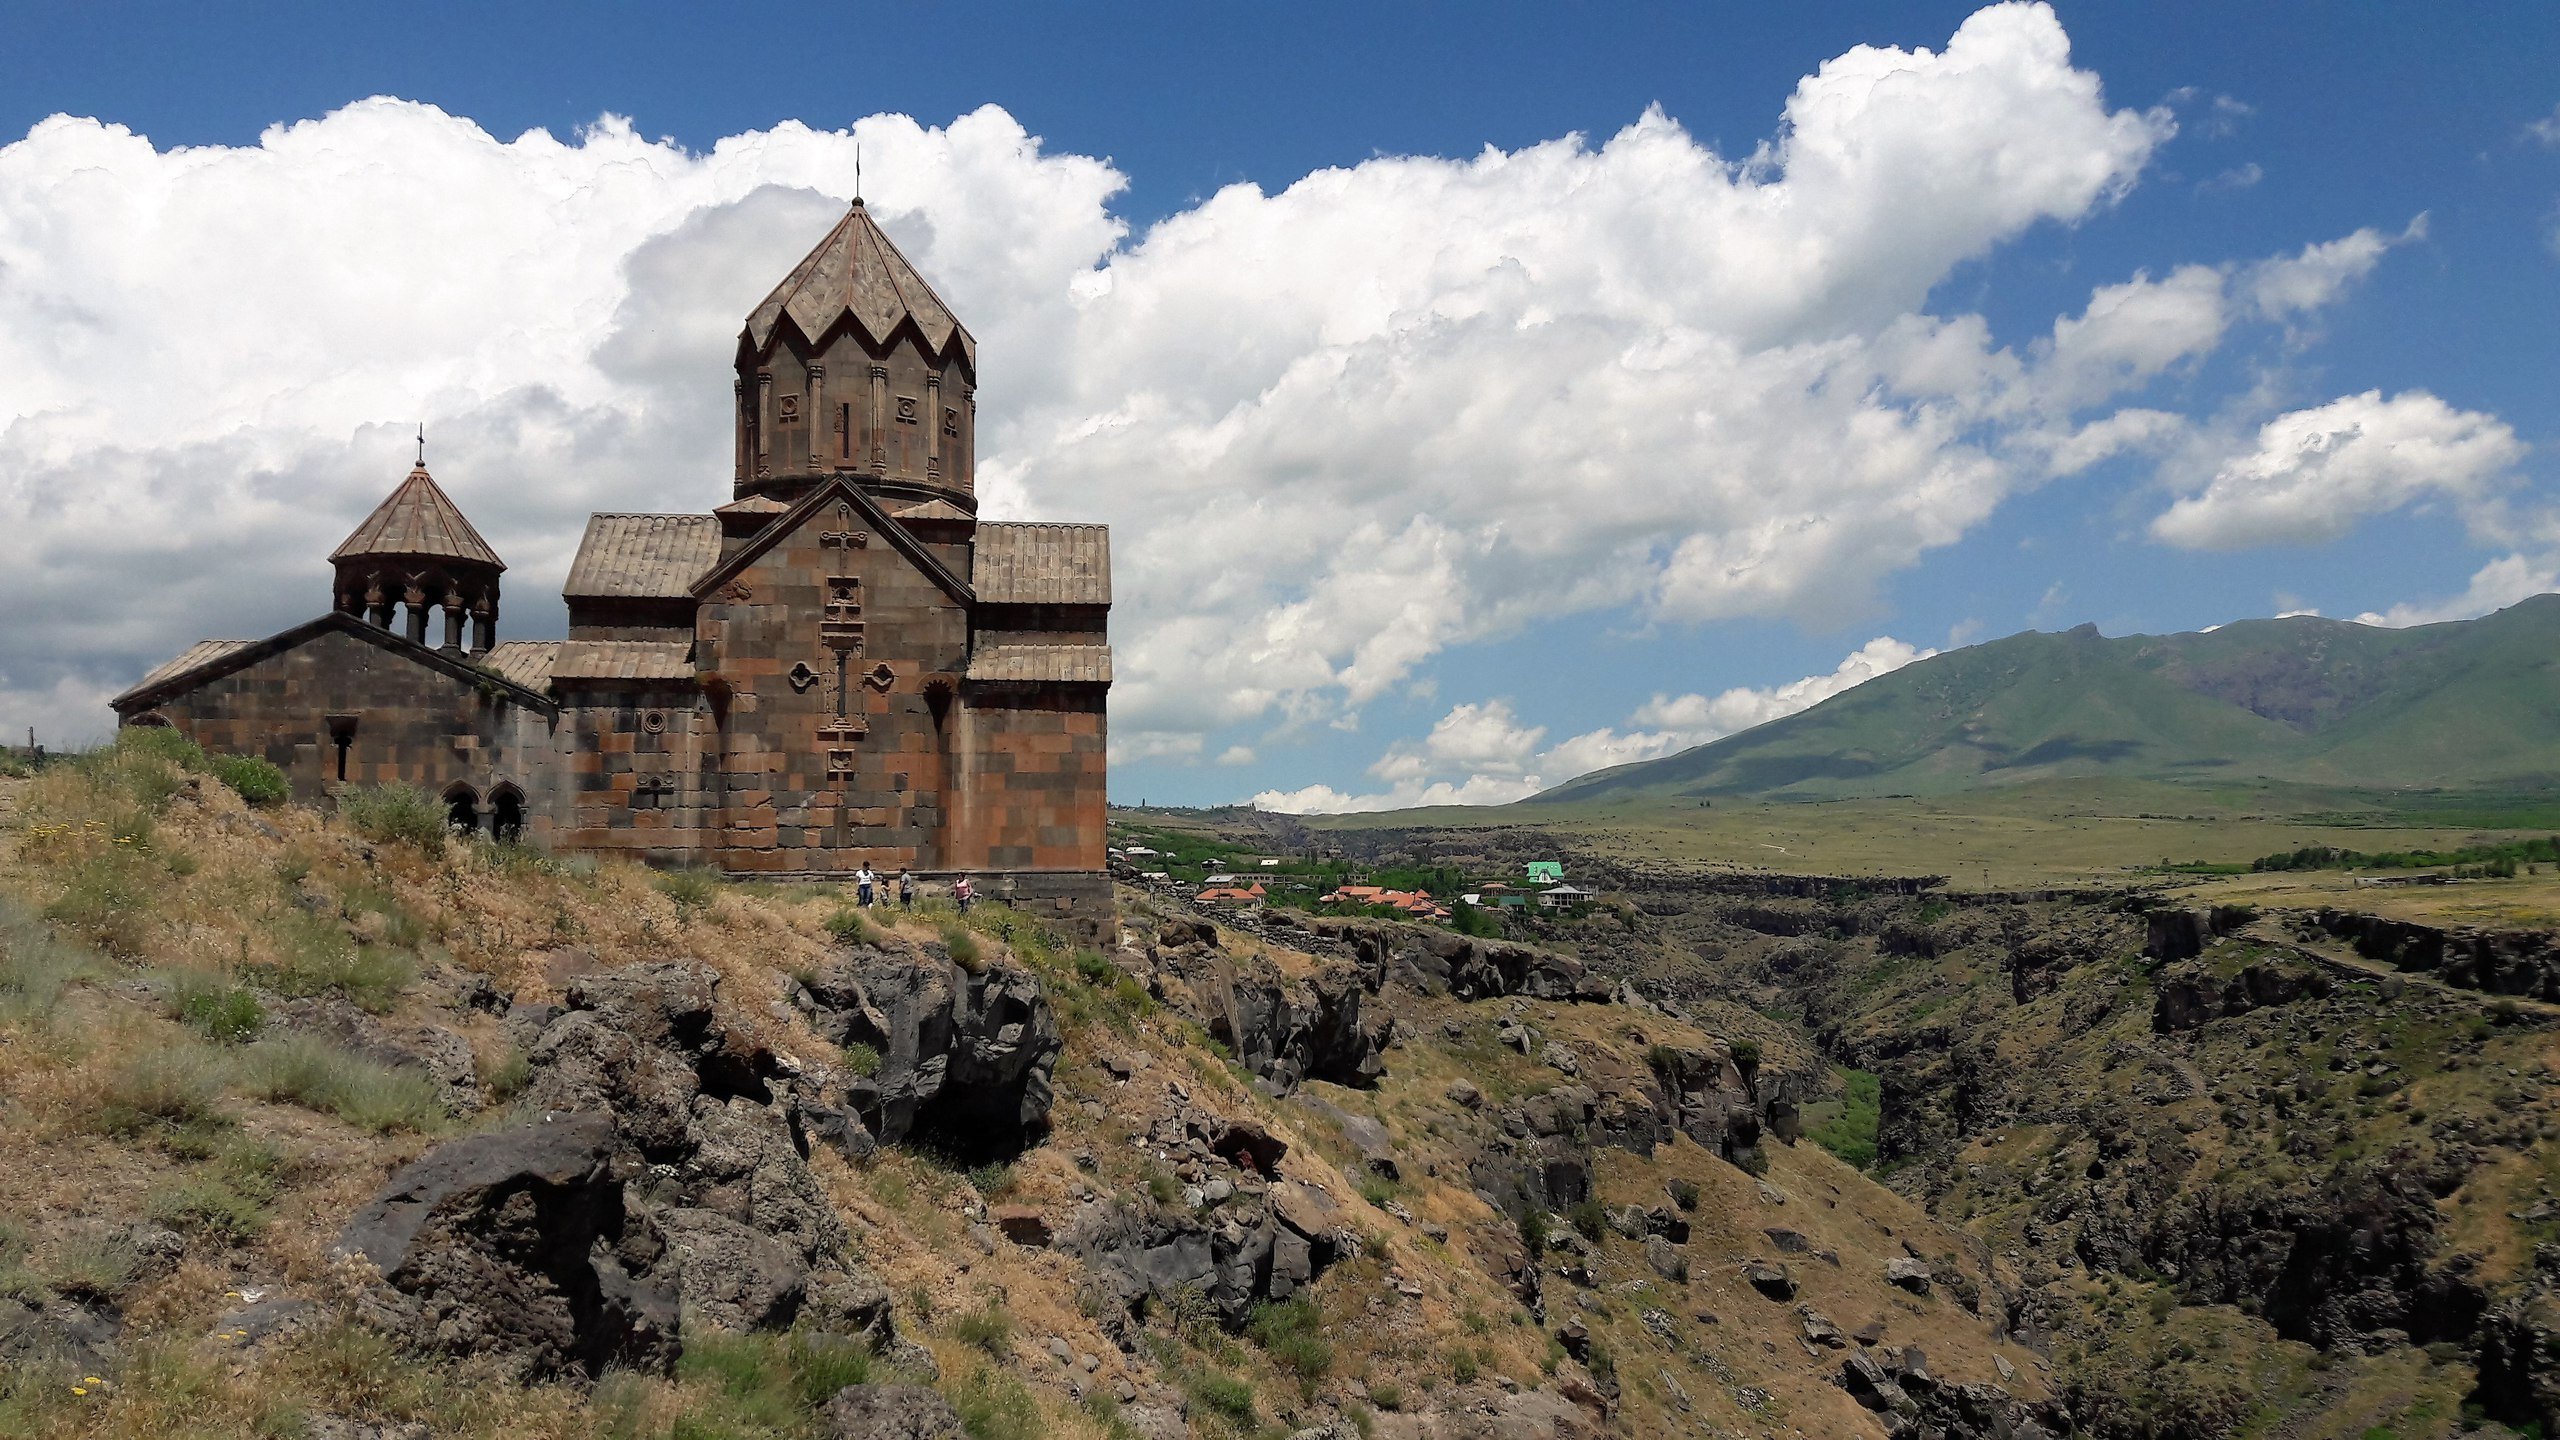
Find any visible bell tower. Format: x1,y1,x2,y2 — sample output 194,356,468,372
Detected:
734,199,978,514
328,460,505,653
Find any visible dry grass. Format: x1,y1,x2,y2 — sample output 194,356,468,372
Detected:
0,758,2091,1439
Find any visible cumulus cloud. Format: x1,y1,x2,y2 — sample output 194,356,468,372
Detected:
0,3,2189,756
2240,215,2425,321
2354,554,2560,628
2150,389,2527,550
0,4,2432,772
1252,636,1931,812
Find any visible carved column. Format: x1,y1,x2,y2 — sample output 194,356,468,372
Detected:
733,376,747,486
807,364,825,472
868,365,888,476
756,369,773,478
402,580,429,645
926,374,941,477
440,584,465,651
472,594,496,653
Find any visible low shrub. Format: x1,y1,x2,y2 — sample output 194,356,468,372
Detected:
671,1327,877,1435
476,1043,532,1102
656,868,721,918
1517,1206,1550,1252
968,1161,1017,1200
204,752,287,807
1368,1381,1406,1412
1567,1198,1607,1243
337,782,447,855
1184,1369,1256,1424
949,1364,1043,1440
0,899,97,1029
825,907,875,944
43,848,160,956
1246,1297,1332,1382
147,1140,282,1242
1356,1171,1399,1207
44,1229,141,1301
941,925,985,974
95,1047,229,1137
246,915,413,1013
842,1041,883,1078
1667,1177,1702,1211
953,1300,1014,1357
172,977,264,1044
232,1036,448,1134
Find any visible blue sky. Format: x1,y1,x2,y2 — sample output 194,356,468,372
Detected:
3,3,2557,808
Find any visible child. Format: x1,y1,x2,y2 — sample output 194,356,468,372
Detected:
855,861,876,909
952,873,973,914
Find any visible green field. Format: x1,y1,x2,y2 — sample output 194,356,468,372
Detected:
1292,776,2560,897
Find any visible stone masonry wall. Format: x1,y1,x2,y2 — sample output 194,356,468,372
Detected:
128,625,554,817
697,499,969,873
954,685,1106,874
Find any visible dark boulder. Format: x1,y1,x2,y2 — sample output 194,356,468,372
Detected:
1201,959,1389,1095
799,948,1062,1160
1064,1181,1353,1329
336,1112,679,1381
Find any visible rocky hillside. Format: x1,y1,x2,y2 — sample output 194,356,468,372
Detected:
1549,858,2560,1439
0,734,2052,1439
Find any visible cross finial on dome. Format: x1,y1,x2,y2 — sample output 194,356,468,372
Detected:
416,422,426,470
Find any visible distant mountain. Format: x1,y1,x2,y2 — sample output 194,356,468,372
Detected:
1534,595,2560,804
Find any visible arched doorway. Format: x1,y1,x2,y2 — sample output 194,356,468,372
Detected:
489,785,525,843
443,784,480,835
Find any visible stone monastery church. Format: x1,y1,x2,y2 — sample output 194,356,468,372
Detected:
113,201,1113,925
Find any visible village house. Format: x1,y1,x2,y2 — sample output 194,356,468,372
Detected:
110,200,1114,935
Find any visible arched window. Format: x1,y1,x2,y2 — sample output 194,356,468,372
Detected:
489,785,526,843
443,783,480,835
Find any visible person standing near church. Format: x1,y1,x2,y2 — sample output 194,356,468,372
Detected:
897,868,915,909
856,861,877,909
953,873,973,914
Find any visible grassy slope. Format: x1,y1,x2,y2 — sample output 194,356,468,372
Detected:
0,741,2043,1440
1537,595,2560,806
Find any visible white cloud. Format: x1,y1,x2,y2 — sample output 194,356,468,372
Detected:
2034,264,2228,410
0,5,2415,770
2150,389,2527,549
4,5,2194,757
2199,162,2263,193
2525,104,2560,147
2240,215,2424,321
2354,554,2560,628
1254,636,1931,812
1215,745,1257,767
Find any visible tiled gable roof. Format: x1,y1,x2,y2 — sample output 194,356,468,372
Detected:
965,643,1112,685
551,638,697,683
973,522,1111,605
329,466,504,568
564,514,722,600
478,640,560,692
129,640,256,697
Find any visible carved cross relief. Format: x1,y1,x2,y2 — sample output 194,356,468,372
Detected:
819,502,868,551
